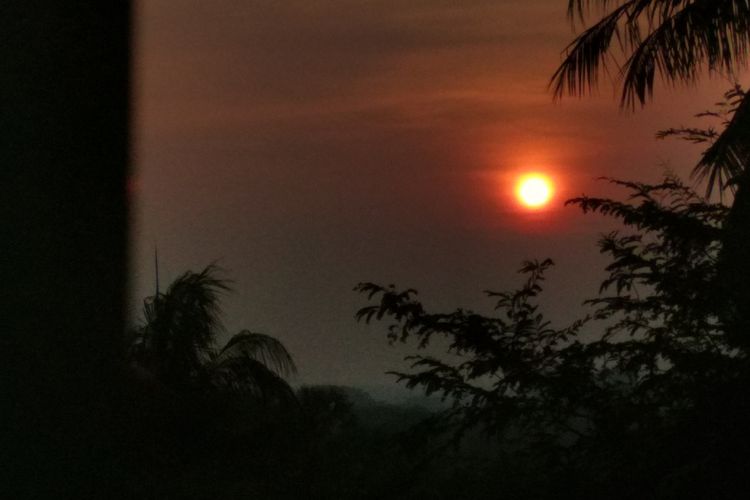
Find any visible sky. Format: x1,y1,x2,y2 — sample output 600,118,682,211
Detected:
132,0,738,388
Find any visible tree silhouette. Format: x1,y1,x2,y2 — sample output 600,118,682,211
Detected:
357,177,749,497
551,1,750,109
356,259,590,444
552,0,750,355
130,264,297,405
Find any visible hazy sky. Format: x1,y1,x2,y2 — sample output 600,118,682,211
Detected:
132,0,737,387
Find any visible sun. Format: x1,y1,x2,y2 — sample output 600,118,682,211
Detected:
516,173,553,208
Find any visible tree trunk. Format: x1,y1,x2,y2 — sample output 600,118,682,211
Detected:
718,161,750,349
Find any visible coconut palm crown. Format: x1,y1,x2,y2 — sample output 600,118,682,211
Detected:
552,0,750,108
130,264,297,402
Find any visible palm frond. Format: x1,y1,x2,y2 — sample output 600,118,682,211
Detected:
551,1,634,99
656,86,750,197
695,90,750,196
210,354,298,406
215,330,297,378
620,1,750,107
553,0,750,107
160,263,231,346
133,264,231,385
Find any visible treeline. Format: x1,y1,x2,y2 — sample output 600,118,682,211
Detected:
119,173,750,499
118,263,577,499
117,266,469,498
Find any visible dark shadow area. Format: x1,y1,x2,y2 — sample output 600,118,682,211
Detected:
2,4,130,497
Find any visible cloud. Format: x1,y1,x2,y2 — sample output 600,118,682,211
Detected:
139,0,569,136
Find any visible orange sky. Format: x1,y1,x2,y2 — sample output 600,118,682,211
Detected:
133,0,743,387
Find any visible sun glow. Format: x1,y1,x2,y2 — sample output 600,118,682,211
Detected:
516,173,553,208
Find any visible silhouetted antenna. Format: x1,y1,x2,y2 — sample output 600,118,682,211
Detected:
154,246,160,296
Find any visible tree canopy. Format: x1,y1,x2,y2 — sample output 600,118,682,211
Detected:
357,177,750,497
552,0,750,108
130,264,297,405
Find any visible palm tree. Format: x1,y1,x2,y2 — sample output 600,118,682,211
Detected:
551,1,750,191
551,0,750,348
130,264,297,404
552,1,750,107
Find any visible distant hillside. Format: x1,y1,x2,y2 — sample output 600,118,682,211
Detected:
300,384,447,432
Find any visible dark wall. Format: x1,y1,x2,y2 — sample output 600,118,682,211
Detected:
1,4,131,495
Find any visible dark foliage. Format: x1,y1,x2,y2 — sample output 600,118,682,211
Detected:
118,267,306,496
356,259,591,445
129,264,298,405
551,2,750,373
656,85,750,198
357,177,750,498
551,0,750,108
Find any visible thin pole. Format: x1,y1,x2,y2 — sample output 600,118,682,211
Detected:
154,246,160,295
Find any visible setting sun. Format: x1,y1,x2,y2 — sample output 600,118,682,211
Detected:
516,174,553,208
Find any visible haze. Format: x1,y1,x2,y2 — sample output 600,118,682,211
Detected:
132,0,734,387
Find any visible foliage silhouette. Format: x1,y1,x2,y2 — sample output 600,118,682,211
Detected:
126,267,481,499
356,258,591,445
551,13,750,494
551,1,750,356
551,0,750,108
130,264,297,405
357,177,750,498
657,85,749,198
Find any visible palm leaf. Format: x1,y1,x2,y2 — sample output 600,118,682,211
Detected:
695,90,750,196
553,0,750,107
619,1,750,107
133,264,231,385
214,330,297,378
131,265,300,408
551,1,634,99
210,354,298,406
